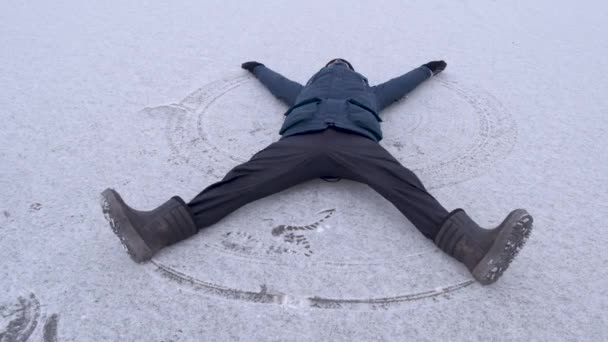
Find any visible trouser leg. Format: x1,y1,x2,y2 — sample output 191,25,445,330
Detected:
187,135,319,229
327,130,449,239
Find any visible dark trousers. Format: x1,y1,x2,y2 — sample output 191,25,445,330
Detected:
187,127,449,240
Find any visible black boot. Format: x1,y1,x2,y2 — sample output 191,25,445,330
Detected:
100,188,198,263
422,60,447,76
435,209,533,285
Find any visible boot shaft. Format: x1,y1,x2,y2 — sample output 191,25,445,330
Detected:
134,196,198,251
101,188,198,262
435,209,496,271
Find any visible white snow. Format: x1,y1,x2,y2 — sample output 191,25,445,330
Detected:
1,0,607,340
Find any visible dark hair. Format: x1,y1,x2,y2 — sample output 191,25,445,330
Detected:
326,58,354,71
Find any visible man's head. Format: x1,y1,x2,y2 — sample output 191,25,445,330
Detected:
326,58,354,71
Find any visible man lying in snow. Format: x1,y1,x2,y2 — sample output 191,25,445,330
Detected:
101,58,533,285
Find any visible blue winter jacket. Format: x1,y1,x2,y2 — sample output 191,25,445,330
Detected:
252,63,433,142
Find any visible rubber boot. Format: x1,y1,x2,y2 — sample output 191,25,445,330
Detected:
100,188,198,263
435,209,533,285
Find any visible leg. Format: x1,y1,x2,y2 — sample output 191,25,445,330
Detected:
188,135,320,229
321,129,533,284
322,130,533,284
328,135,449,239
101,134,321,263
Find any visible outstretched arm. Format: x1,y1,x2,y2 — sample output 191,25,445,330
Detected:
372,61,446,112
242,62,303,107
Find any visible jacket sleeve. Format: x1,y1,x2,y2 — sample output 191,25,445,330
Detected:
252,65,304,107
371,66,433,111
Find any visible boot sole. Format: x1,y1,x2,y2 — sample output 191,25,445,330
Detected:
472,209,533,285
100,188,153,263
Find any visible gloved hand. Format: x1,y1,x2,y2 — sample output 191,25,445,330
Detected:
241,61,264,73
422,60,447,76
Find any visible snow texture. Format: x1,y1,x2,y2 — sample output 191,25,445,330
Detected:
1,0,607,341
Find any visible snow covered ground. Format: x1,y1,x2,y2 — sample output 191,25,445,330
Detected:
1,0,607,340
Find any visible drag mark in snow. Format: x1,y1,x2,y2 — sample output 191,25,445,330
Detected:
416,79,517,190
157,76,249,178
153,261,284,304
307,280,475,310
156,76,517,189
152,260,474,310
152,210,474,310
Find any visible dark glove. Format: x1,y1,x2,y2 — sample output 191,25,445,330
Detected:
422,60,447,76
241,61,264,73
